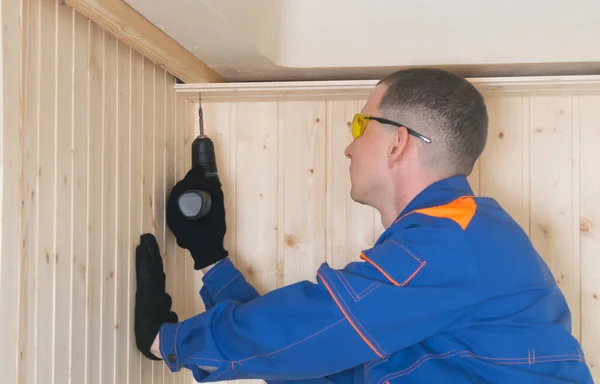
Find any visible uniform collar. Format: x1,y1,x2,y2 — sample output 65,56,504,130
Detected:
396,175,475,219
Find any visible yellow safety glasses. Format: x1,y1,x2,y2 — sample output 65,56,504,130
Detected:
351,113,432,143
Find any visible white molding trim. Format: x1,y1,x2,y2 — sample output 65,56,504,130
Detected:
175,75,600,101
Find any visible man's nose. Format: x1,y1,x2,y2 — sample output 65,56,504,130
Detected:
344,143,352,159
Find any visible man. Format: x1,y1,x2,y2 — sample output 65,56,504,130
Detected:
134,68,593,383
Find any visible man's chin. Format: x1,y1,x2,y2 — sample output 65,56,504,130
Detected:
349,189,366,205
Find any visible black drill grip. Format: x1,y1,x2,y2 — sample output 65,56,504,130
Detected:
177,135,219,220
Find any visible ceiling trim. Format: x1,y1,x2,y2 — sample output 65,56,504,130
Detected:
65,0,223,84
175,75,600,101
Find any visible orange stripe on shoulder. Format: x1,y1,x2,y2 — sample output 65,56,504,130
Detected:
412,196,476,230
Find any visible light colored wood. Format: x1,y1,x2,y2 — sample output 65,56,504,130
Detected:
173,94,190,383
189,91,600,383
102,30,118,384
115,38,132,384
529,95,581,341
54,4,74,384
140,55,156,382
3,5,600,382
0,1,195,382
578,95,600,378
70,12,90,384
0,0,22,382
37,0,57,381
17,3,39,383
87,22,104,384
279,101,328,285
324,100,378,271
64,0,223,84
182,98,198,384
480,96,530,233
129,48,144,384
175,75,600,101
202,101,237,287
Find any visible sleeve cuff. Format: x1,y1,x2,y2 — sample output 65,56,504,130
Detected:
159,321,183,372
201,257,242,299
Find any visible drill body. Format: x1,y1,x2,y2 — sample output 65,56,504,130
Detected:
177,135,218,220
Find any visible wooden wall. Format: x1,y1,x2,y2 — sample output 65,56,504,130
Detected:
0,1,195,383
191,91,600,383
1,1,599,384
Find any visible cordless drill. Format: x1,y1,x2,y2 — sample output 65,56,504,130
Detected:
176,102,219,220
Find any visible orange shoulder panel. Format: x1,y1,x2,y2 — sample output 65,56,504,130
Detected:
412,196,476,230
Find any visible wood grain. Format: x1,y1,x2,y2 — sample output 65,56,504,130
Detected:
2,5,600,382
64,0,223,84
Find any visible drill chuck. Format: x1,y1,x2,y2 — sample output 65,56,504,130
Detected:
177,135,218,220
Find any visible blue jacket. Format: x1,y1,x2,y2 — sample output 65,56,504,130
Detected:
159,176,593,383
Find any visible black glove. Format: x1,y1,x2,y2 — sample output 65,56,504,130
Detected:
166,165,228,270
135,233,178,360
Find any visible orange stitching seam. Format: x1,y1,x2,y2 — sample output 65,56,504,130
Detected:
388,240,424,263
360,252,401,286
401,261,426,286
235,318,346,365
317,272,384,358
377,350,458,384
377,349,583,384
325,270,387,355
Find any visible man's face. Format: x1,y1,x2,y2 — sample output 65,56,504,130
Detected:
344,85,391,205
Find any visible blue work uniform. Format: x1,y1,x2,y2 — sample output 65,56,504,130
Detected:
159,175,593,383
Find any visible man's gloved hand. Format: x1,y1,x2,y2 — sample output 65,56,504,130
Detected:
166,165,228,270
135,233,178,360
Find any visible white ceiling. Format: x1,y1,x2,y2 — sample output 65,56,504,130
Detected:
124,0,600,82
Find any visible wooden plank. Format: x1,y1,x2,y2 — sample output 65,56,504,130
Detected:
128,48,143,384
154,66,166,384
529,95,581,340
163,73,176,384
140,55,156,382
0,0,22,381
87,21,104,384
64,0,223,84
480,96,530,233
184,100,201,318
54,3,74,383
279,101,327,284
18,1,40,382
70,12,90,384
115,39,131,384
325,100,377,270
324,99,353,270
234,102,279,293
173,95,187,384
578,95,600,381
182,99,197,384
202,101,237,287
37,0,57,380
102,30,118,384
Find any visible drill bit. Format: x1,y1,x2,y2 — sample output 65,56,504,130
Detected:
198,92,205,137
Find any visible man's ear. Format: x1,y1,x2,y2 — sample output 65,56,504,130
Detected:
388,127,409,168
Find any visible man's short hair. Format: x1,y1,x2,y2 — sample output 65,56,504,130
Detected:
377,68,488,176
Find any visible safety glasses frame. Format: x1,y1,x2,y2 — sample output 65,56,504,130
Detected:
351,113,432,143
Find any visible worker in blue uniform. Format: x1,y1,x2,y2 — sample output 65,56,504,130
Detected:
134,68,594,383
